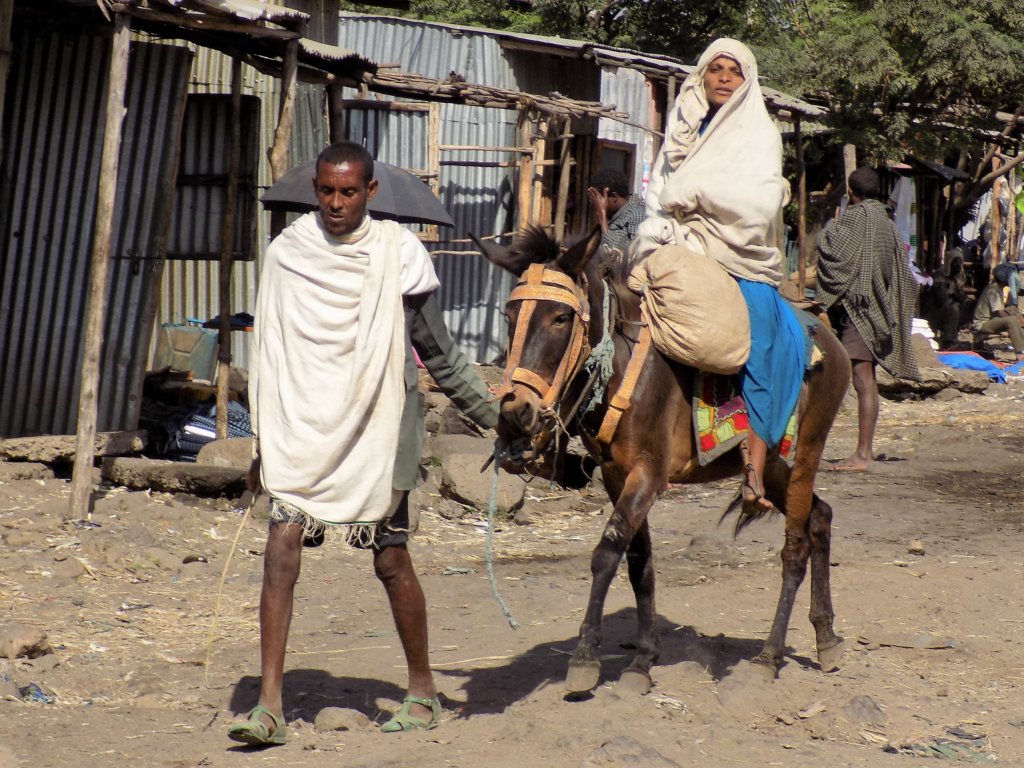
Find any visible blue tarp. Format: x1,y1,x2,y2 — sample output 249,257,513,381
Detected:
937,352,1024,383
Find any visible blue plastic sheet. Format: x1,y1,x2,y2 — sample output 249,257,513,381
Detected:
936,352,1024,383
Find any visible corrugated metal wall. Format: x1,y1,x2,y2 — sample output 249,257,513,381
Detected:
599,65,655,201
151,47,327,372
0,31,192,437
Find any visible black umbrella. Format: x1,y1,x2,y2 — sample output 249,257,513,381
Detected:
260,159,455,227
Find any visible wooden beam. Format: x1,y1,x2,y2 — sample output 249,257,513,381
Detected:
516,109,533,231
795,115,807,296
216,57,242,440
69,12,132,521
553,118,573,242
268,38,299,183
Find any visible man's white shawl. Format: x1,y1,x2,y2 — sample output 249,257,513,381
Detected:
249,213,439,528
633,38,789,285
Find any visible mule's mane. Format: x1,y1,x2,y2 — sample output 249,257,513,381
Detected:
513,226,562,265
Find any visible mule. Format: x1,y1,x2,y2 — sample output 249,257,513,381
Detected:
475,227,851,694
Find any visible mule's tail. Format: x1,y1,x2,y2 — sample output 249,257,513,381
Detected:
719,491,780,536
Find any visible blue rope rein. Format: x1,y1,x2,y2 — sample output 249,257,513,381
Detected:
485,460,520,630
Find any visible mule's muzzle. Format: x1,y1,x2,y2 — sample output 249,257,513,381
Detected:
498,387,543,437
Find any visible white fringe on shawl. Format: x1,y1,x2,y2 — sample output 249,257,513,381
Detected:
249,213,439,535
633,38,789,285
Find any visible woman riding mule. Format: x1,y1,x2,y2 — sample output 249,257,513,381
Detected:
476,40,850,695
633,38,805,519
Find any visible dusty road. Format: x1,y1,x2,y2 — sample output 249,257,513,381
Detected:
2,380,1024,767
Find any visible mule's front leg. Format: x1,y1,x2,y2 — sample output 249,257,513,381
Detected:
618,519,658,694
568,466,660,694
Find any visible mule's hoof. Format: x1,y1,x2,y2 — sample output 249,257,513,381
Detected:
817,637,845,672
618,669,652,695
749,656,778,682
566,660,601,694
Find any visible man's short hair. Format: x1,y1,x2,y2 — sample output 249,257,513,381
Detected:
590,168,630,197
848,167,881,199
317,141,374,183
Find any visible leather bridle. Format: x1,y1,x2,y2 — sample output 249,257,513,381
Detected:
494,263,591,446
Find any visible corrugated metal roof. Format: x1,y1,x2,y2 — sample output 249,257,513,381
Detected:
0,30,192,437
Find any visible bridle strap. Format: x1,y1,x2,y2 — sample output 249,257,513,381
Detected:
497,262,591,415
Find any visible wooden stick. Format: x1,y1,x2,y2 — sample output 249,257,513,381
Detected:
204,497,255,685
69,12,131,521
795,115,807,296
553,118,573,242
216,57,242,440
268,38,298,183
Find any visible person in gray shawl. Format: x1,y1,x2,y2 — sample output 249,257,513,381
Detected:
816,167,920,472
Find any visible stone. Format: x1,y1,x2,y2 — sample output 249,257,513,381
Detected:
439,406,485,436
908,539,926,556
429,434,495,464
0,462,53,482
580,735,681,768
0,431,146,463
26,653,60,674
513,509,532,526
100,457,246,496
440,454,526,513
877,365,989,396
843,694,886,725
0,625,51,659
196,437,256,470
314,706,370,732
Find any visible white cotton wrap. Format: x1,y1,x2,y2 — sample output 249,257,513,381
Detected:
633,38,789,285
249,213,439,526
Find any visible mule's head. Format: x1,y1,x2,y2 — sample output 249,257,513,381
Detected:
473,227,602,462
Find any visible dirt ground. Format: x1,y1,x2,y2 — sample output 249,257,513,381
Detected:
3,378,1024,768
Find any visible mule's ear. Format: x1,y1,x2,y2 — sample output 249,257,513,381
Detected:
557,226,603,277
469,232,531,277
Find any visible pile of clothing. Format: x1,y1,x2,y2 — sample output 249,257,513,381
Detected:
164,400,252,462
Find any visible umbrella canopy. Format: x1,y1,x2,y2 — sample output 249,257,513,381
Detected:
260,159,454,227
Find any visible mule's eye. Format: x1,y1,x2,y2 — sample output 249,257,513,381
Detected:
552,312,572,327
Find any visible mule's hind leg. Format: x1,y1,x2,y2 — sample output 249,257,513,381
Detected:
755,457,814,677
567,466,660,694
808,496,844,671
619,519,658,694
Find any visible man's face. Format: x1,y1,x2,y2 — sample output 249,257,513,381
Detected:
312,159,378,237
605,191,626,214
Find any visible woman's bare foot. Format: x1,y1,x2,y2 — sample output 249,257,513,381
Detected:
741,463,774,515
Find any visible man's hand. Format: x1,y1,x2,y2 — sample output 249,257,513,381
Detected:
247,456,262,494
587,186,610,232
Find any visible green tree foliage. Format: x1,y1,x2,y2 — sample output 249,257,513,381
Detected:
753,0,1024,170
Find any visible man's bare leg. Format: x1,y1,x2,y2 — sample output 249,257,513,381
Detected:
832,359,877,471
253,521,304,733
374,542,436,723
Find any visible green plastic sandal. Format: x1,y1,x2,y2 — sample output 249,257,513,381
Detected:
380,694,442,733
227,704,287,746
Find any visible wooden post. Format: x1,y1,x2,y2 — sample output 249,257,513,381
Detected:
0,0,13,172
268,38,298,240
532,116,549,227
215,58,242,439
327,81,346,142
991,162,1003,278
795,115,807,296
269,38,298,181
553,118,573,242
842,143,857,185
516,108,533,231
69,13,131,520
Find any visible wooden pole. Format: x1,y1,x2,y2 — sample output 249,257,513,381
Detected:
842,143,857,186
532,116,549,226
553,118,573,242
795,115,807,296
991,161,1003,279
269,39,298,181
327,81,346,142
268,39,298,241
215,57,242,439
69,13,131,520
516,108,533,231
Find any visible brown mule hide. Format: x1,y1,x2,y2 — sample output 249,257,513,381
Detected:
475,226,852,695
